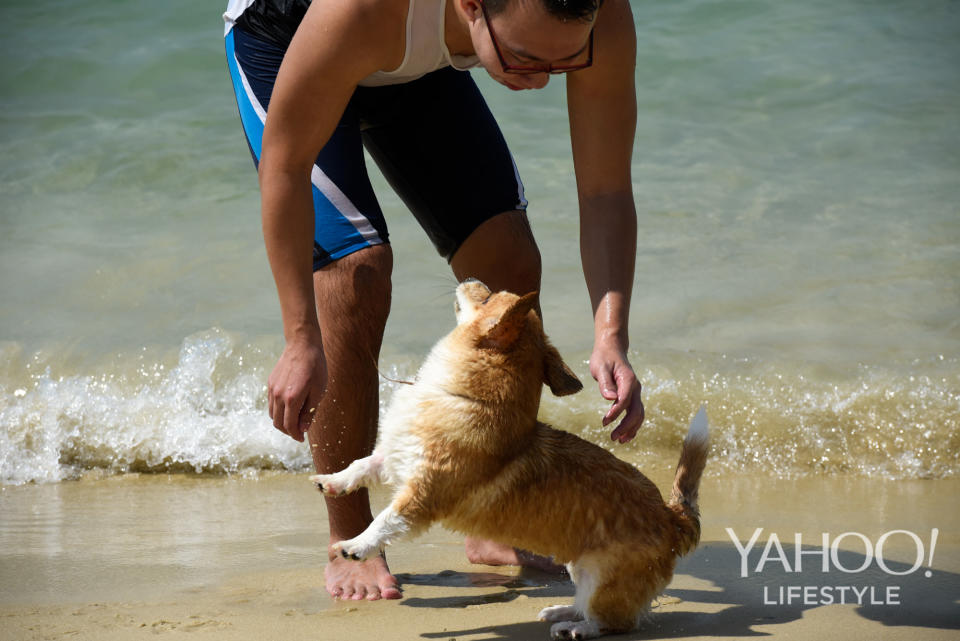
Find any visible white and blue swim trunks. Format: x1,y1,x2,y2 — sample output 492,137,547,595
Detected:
224,4,528,269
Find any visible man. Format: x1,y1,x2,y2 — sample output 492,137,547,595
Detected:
224,0,645,601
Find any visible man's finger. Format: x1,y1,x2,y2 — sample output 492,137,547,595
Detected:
603,389,629,427
298,394,317,434
282,391,306,442
595,367,618,401
611,390,645,443
603,367,638,426
272,396,285,434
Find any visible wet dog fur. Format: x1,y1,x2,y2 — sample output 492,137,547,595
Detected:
311,280,709,639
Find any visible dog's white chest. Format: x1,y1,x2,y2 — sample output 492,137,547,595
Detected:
375,342,457,486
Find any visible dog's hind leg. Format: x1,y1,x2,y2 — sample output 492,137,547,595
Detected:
538,605,581,623
548,620,601,640
543,559,602,639
572,552,670,640
310,453,384,497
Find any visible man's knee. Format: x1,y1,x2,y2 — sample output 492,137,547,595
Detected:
314,244,393,343
501,247,541,297
452,210,542,295
500,210,541,287
508,233,542,294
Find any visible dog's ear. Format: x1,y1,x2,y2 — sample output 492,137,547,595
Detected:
483,291,538,348
544,342,582,396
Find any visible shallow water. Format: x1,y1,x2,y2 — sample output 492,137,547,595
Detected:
1,0,958,483
1,473,956,606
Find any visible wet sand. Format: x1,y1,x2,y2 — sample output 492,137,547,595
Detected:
1,472,958,640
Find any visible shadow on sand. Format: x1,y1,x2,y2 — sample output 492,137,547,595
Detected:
399,541,959,640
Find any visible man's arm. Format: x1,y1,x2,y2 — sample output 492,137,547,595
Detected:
258,0,405,441
566,0,644,442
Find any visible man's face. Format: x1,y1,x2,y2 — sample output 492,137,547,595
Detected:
469,0,595,91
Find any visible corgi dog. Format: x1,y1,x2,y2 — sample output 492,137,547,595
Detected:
311,279,709,640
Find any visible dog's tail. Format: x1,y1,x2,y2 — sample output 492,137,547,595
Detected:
668,405,709,556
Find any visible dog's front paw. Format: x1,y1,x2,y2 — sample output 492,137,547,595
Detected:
331,537,379,562
310,473,346,497
550,620,601,641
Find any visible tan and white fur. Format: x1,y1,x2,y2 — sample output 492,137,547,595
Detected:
311,280,709,640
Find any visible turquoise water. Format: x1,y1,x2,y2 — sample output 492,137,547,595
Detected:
1,0,958,483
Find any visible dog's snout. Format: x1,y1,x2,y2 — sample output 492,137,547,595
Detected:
456,278,492,300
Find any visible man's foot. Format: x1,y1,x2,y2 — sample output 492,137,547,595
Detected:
465,537,566,574
325,551,401,600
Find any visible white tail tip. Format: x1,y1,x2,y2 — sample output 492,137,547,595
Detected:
686,405,709,443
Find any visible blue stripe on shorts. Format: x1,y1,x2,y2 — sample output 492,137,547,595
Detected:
226,26,385,269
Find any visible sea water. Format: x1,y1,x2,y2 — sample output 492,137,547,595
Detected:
1,0,958,484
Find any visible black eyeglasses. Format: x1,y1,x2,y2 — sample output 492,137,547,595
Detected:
479,0,595,75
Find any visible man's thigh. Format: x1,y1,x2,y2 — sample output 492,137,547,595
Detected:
355,67,529,262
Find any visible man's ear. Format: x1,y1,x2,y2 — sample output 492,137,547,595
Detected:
544,342,582,396
458,0,485,22
483,291,538,348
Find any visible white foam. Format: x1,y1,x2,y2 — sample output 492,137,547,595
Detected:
2,333,957,484
0,330,310,485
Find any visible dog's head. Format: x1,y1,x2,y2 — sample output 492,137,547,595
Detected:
453,279,582,397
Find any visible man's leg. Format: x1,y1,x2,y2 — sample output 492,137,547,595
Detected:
307,244,400,600
450,210,541,298
450,209,562,572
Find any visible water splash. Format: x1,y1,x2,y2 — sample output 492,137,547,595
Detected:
2,335,957,485
540,352,960,480
0,329,308,484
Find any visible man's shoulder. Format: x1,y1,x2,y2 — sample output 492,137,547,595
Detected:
317,0,410,26
305,0,410,41
292,0,411,74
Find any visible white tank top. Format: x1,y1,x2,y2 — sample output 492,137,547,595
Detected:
223,0,480,87
361,0,480,86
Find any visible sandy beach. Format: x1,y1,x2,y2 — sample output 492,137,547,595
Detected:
1,471,957,641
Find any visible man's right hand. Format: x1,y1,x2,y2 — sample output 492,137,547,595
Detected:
267,333,328,442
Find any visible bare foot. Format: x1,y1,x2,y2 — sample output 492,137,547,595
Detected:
325,551,401,601
464,537,566,574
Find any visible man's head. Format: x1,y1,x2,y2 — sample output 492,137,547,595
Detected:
457,0,600,91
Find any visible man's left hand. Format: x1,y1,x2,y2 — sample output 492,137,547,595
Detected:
589,342,645,443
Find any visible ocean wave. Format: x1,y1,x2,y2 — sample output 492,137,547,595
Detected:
1,331,957,485
0,330,309,484
546,353,959,481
